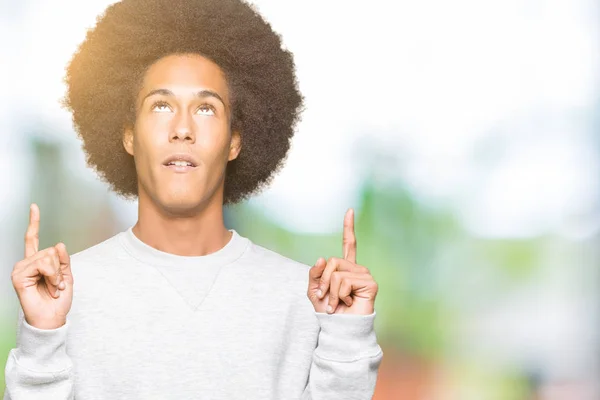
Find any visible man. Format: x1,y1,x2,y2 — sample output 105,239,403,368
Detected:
4,0,382,398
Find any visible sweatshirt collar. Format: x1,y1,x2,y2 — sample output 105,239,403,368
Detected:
119,227,250,267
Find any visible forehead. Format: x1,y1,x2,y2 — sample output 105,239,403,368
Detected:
140,53,229,100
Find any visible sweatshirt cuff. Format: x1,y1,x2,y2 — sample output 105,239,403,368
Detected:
314,311,382,362
16,318,71,373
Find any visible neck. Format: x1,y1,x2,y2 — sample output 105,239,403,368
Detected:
132,188,231,257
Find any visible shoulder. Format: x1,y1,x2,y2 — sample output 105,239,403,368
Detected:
240,240,316,314
245,241,311,274
70,231,125,268
239,239,312,290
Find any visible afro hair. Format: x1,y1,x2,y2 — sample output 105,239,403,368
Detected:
63,0,304,205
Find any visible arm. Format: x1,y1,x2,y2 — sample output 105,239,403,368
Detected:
303,312,382,400
4,310,74,400
304,209,383,399
5,204,75,400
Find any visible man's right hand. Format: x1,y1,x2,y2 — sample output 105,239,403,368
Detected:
11,204,74,330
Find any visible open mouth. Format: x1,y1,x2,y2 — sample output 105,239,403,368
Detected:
165,161,196,167
163,162,197,172
162,154,198,172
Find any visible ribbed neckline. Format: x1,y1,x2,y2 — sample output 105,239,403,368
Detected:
118,227,250,267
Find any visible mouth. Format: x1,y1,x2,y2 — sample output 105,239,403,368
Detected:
162,154,199,173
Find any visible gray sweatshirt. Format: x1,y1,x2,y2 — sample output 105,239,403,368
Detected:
4,228,382,399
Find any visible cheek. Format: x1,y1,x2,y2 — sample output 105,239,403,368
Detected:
138,115,170,140
134,116,169,149
196,120,231,158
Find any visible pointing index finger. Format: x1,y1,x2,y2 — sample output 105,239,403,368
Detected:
24,204,40,258
343,208,357,263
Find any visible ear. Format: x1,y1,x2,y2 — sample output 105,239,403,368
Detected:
228,130,242,161
123,127,134,156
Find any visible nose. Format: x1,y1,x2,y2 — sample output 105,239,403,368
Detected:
169,111,196,143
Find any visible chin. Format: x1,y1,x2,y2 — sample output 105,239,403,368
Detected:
142,179,220,216
157,194,206,217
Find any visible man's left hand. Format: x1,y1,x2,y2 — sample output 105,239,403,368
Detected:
307,209,378,315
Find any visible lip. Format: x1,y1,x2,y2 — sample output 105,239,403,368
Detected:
162,153,199,167
162,164,197,173
162,153,199,173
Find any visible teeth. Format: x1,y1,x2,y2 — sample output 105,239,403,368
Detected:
170,161,192,167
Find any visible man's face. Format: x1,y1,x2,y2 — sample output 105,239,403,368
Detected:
123,53,241,215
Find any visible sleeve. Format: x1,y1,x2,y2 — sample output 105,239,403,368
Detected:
3,309,74,400
302,311,383,400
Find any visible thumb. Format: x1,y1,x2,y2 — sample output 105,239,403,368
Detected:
55,242,73,283
307,258,326,295
308,258,326,283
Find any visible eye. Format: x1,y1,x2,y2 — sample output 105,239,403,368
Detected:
151,100,172,113
196,104,215,116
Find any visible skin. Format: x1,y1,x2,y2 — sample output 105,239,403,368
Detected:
307,208,379,315
11,54,378,331
123,53,242,257
11,204,73,330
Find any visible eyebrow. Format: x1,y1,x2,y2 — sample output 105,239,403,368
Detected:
141,88,226,107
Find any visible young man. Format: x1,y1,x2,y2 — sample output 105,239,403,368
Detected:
5,0,382,399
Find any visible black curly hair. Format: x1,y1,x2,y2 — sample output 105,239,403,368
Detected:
63,0,303,205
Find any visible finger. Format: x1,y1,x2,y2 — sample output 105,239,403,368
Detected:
15,256,61,298
343,208,357,264
327,271,344,313
308,258,327,299
43,251,62,297
318,257,342,299
338,277,355,308
318,257,362,299
24,204,40,258
327,272,365,313
15,246,61,273
55,242,72,289
308,258,327,282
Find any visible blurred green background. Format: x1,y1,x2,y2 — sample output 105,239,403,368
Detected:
2,0,600,399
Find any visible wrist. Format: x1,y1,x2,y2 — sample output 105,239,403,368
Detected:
26,316,67,330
